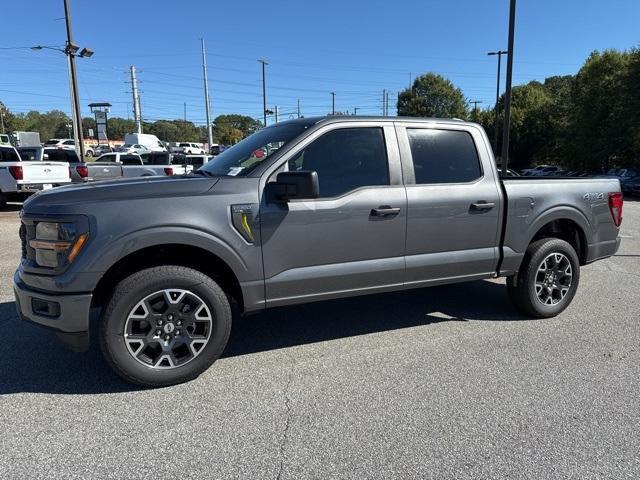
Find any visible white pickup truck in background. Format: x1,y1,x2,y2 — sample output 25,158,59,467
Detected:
0,144,71,208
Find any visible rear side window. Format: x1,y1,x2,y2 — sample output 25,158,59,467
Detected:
288,127,389,198
0,147,20,162
44,149,79,162
407,129,481,184
120,155,141,165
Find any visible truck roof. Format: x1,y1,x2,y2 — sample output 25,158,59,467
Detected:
272,115,473,128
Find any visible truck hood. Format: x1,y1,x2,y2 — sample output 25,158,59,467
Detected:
24,175,219,212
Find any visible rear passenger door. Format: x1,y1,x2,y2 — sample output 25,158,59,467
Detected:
396,123,502,286
260,124,407,307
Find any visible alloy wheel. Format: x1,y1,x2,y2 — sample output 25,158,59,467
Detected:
123,289,213,369
534,253,573,306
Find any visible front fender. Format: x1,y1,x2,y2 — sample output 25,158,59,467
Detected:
84,226,250,281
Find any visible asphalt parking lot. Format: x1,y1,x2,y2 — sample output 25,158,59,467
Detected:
1,200,639,480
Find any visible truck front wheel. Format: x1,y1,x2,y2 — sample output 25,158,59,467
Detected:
100,266,232,387
507,238,580,318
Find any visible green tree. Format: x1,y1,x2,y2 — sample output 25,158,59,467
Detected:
397,73,468,119
213,114,262,144
571,50,631,171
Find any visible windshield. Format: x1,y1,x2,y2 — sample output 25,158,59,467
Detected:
200,123,309,177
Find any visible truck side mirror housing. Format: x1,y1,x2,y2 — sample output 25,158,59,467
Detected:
274,171,319,201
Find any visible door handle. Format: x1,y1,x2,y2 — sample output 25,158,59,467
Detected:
371,206,401,217
470,202,495,211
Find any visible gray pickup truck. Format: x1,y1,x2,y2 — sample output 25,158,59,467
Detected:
13,117,623,386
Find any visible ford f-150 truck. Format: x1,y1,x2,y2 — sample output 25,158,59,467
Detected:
13,117,623,387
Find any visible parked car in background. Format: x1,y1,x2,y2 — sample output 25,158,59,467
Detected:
0,144,70,208
521,165,551,176
17,146,46,162
621,176,640,196
117,144,151,154
44,148,123,183
123,133,166,152
93,144,114,156
139,151,192,175
183,154,212,170
0,134,11,145
177,142,206,155
95,152,177,177
44,138,95,157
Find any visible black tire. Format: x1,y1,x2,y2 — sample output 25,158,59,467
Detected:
0,193,6,210
100,266,232,387
507,238,580,318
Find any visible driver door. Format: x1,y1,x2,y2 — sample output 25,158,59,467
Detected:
259,124,407,307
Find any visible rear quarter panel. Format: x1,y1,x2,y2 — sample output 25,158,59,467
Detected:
501,177,621,272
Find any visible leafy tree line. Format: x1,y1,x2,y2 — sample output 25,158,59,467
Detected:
398,48,640,171
0,105,262,146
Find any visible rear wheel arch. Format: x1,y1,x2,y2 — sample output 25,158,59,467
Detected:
529,218,588,265
525,207,591,265
92,243,245,314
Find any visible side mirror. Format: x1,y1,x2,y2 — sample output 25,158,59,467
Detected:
274,171,319,201
43,154,49,160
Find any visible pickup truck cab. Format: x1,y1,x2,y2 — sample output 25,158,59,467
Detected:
0,145,71,208
14,117,623,386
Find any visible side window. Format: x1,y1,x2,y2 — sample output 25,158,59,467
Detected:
288,127,389,198
101,154,116,162
0,148,20,162
121,155,140,165
407,129,482,184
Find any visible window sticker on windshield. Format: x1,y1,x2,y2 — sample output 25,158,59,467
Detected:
227,167,244,176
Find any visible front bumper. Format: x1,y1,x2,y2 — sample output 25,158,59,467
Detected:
13,271,92,350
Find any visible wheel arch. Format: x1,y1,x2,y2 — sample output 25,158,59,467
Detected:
92,243,245,313
526,209,590,265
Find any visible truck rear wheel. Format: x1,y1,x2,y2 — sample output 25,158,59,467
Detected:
507,238,580,318
100,266,232,387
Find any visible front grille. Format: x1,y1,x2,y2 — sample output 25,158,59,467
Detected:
19,220,36,261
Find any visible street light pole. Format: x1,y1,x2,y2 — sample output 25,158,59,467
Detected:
501,0,517,176
201,39,213,149
258,59,268,127
63,0,85,162
488,49,508,156
330,92,336,115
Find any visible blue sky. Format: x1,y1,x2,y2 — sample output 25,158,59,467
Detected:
1,0,638,125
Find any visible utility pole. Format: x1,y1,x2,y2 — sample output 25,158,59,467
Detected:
386,91,390,116
275,105,279,123
183,102,187,123
63,0,85,161
258,59,268,127
130,65,142,134
0,107,5,134
501,0,517,176
382,89,386,116
330,92,336,115
488,49,508,155
353,107,359,116
470,100,483,120
297,99,300,118
201,38,213,149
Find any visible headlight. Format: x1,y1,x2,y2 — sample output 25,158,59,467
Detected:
29,222,89,268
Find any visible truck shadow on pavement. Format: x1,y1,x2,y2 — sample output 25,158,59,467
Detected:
0,279,529,395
